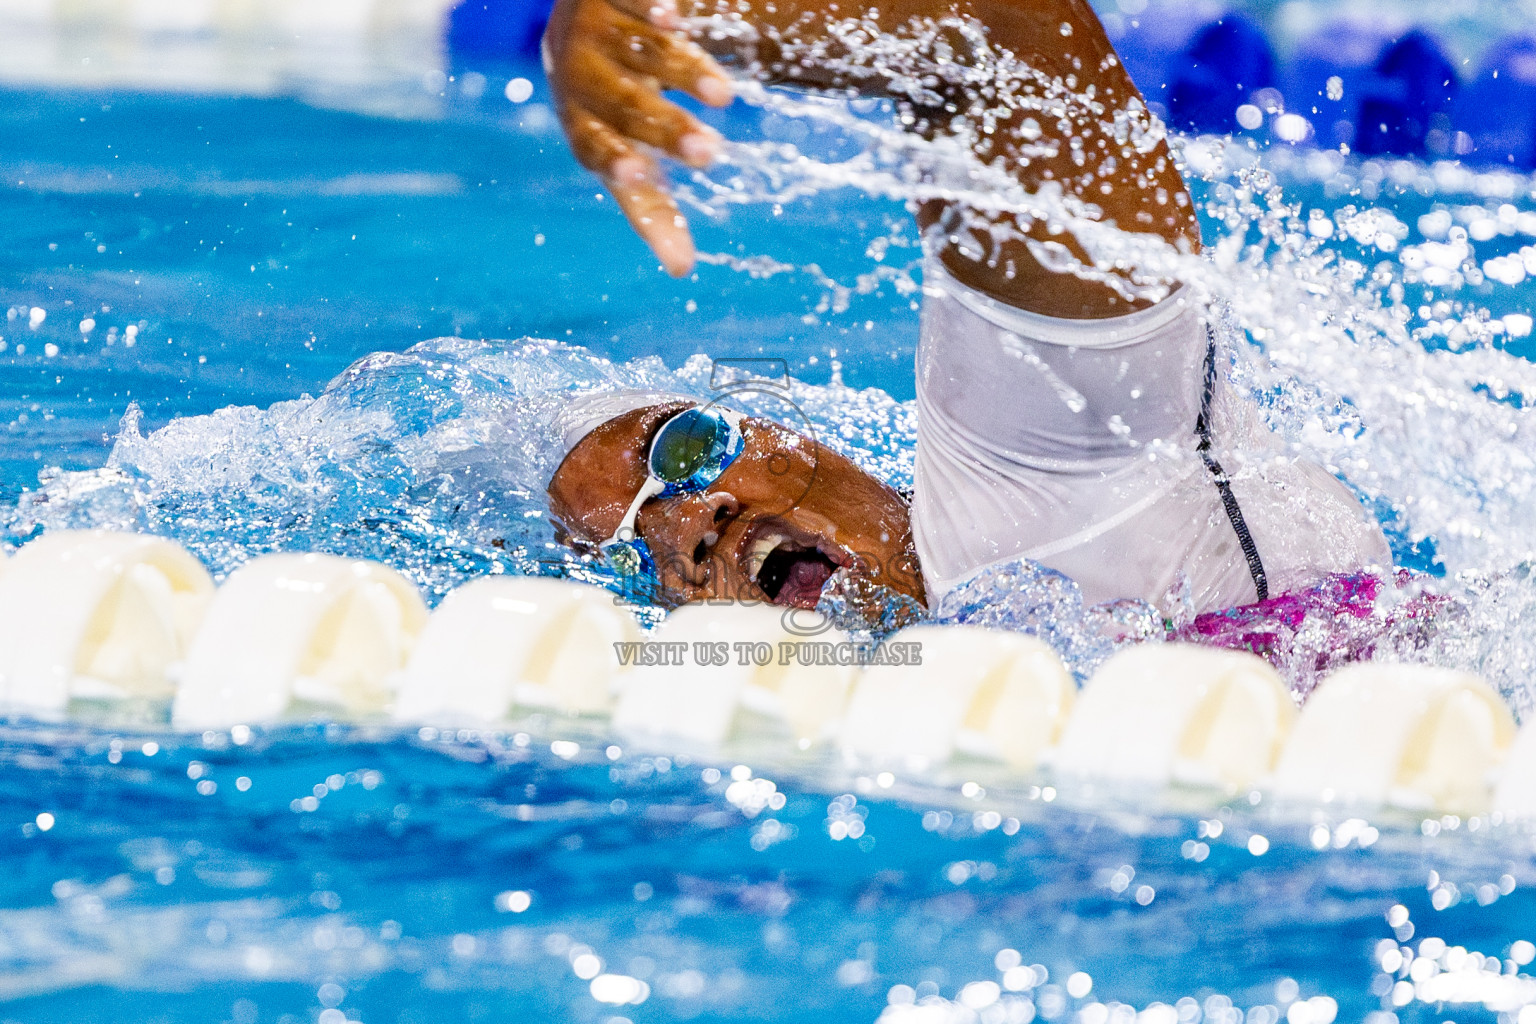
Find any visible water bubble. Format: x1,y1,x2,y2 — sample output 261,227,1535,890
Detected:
591,974,649,1005
1254,88,1285,114
1273,115,1311,144
1004,965,1038,990
961,981,1002,1008
495,890,532,913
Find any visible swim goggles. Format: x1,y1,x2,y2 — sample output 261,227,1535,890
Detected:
599,405,746,578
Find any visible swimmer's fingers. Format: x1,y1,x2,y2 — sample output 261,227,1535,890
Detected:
564,48,722,168
563,100,634,177
611,155,697,278
566,104,697,276
594,12,734,107
548,0,709,273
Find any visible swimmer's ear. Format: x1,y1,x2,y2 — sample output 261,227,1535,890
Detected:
549,516,600,555
550,518,574,546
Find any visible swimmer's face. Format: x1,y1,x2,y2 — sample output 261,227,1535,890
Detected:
548,403,925,609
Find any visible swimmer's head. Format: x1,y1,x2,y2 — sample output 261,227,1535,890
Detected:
547,393,924,609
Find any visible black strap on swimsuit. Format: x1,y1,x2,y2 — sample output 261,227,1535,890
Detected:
1197,323,1270,602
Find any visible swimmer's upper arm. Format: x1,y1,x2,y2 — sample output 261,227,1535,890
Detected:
685,0,1200,317
545,0,1199,315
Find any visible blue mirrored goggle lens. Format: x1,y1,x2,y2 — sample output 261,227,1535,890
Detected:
648,408,741,492
603,535,655,578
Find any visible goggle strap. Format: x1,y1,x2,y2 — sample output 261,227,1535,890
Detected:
601,474,666,549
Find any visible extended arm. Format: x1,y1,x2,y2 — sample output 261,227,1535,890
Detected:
543,0,1200,317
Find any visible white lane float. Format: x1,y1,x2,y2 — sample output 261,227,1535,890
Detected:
4,525,1533,824
394,576,641,723
1051,644,1295,791
1493,720,1536,819
0,530,214,714
1271,663,1518,813
739,608,862,744
839,625,1074,770
612,602,859,746
172,553,427,729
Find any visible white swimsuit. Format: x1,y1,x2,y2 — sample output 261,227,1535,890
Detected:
912,262,1392,614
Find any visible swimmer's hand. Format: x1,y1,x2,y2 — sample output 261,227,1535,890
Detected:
544,0,733,277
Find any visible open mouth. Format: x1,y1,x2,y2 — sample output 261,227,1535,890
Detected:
742,521,850,609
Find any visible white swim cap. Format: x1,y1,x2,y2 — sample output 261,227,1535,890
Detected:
552,388,700,465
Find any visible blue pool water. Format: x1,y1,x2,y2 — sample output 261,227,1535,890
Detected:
9,718,1536,1024
6,3,1536,1022
0,66,920,496
5,721,1536,1024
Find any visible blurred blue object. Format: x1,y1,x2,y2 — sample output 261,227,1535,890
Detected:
1454,34,1536,168
1107,5,1214,113
1165,15,1276,133
1351,31,1459,157
449,0,554,58
1283,20,1397,149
